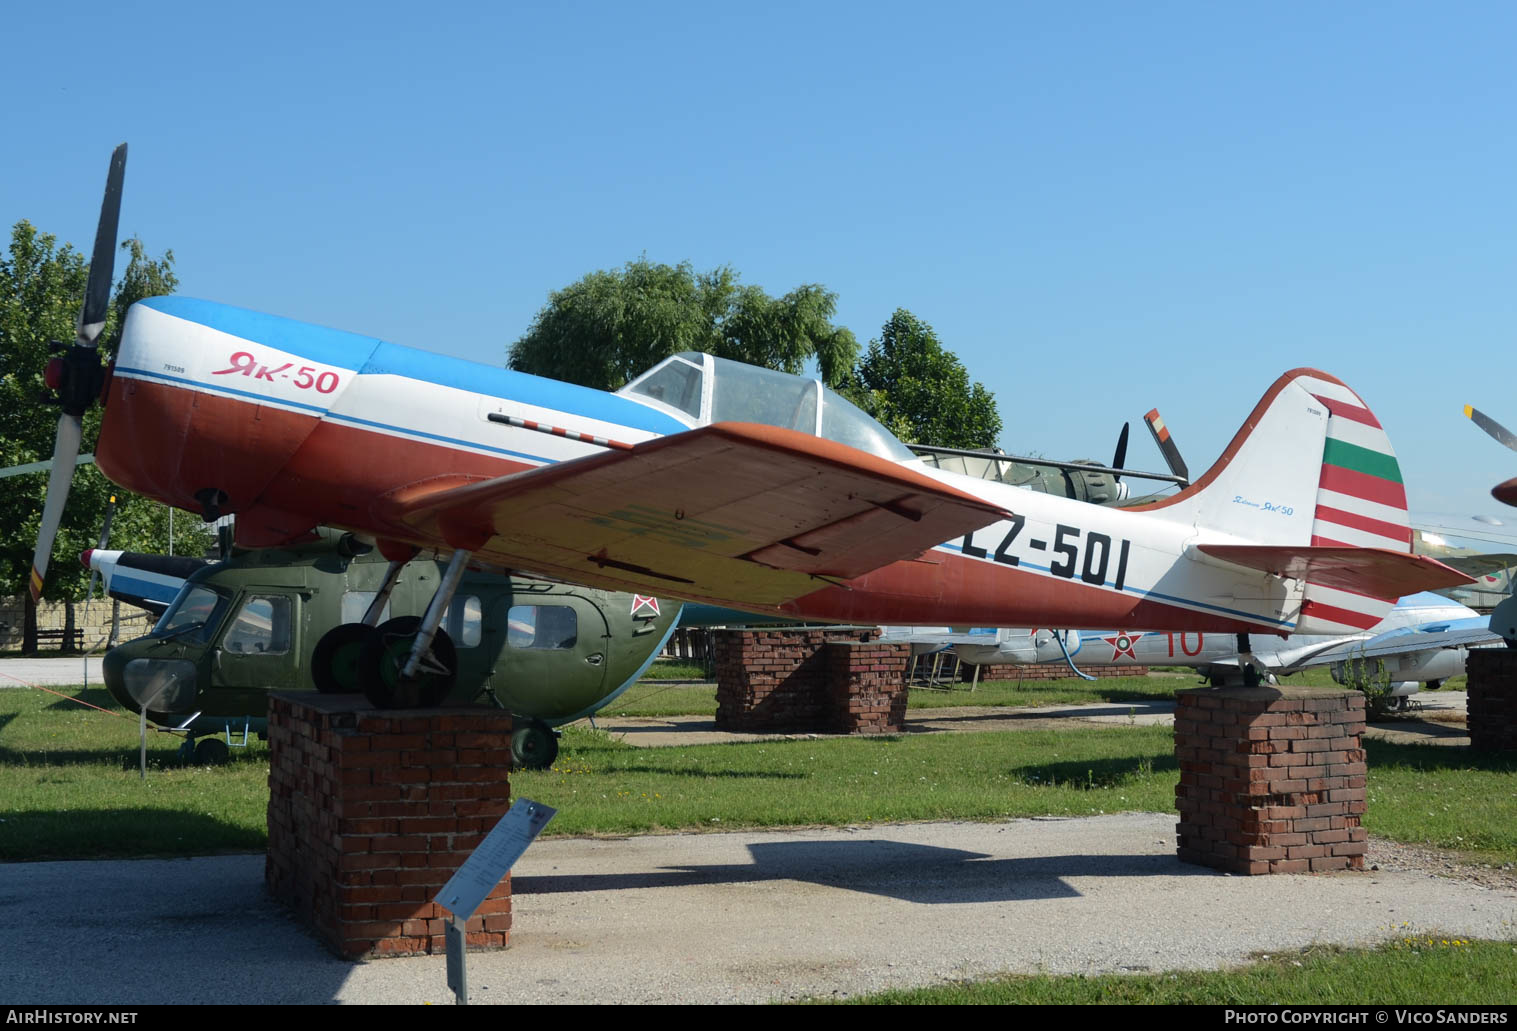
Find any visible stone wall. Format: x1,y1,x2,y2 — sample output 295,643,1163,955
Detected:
0,595,154,651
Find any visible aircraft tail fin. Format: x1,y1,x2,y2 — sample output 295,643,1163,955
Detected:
1131,369,1468,632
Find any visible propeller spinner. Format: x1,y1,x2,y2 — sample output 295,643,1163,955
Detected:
28,144,126,602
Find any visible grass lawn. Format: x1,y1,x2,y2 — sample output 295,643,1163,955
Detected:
2,677,1513,865
825,938,1517,1005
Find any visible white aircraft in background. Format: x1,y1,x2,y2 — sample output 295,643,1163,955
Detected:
924,592,1500,703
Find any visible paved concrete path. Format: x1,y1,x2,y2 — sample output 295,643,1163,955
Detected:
2,813,1512,1006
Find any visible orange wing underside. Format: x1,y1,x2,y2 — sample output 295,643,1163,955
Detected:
374,422,1010,607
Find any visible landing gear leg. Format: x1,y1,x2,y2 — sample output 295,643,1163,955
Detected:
358,550,470,709
1237,633,1263,689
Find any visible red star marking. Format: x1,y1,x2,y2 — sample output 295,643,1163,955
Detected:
630,595,660,617
1101,632,1145,661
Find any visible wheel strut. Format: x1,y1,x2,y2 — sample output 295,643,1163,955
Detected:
401,549,471,680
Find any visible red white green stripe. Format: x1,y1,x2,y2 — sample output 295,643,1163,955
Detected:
1294,375,1410,632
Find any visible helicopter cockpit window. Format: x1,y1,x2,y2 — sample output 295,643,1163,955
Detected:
151,584,230,645
506,604,578,650
446,596,483,648
222,595,293,655
340,591,391,626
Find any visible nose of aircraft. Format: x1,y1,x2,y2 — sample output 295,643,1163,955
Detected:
80,548,94,570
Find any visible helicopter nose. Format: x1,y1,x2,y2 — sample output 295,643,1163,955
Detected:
80,548,94,570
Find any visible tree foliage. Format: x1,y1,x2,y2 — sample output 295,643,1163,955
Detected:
0,220,210,605
845,309,1002,449
508,258,859,390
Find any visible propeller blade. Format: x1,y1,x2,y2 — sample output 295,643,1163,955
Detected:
1110,422,1130,477
78,143,127,349
30,145,128,603
28,413,84,601
1466,405,1517,455
1143,408,1190,482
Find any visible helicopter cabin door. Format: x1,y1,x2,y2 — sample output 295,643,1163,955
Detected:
481,592,612,719
212,589,301,696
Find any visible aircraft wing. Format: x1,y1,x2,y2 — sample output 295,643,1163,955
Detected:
1304,625,1505,667
1192,545,1475,596
375,421,1012,609
1438,553,1517,579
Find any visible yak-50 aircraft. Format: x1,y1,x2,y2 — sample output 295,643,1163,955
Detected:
29,146,1473,703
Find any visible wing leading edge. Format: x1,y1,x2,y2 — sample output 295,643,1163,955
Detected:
373,421,1011,609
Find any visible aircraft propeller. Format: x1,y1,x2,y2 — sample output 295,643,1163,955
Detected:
28,144,127,602
1464,405,1517,508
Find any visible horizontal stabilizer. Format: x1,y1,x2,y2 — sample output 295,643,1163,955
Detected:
1193,544,1475,597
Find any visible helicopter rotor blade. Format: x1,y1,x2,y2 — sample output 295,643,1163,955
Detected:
1143,408,1190,483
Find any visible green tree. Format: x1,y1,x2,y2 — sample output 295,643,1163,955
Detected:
0,220,207,650
845,309,1002,449
508,258,858,390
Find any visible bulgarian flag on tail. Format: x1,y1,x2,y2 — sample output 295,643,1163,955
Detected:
1298,374,1410,632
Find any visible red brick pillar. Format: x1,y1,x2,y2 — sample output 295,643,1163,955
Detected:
1175,685,1366,874
826,640,910,733
265,694,513,958
1468,649,1517,751
959,662,1149,681
713,627,878,731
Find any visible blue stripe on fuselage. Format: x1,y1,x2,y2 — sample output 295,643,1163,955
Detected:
934,541,1297,630
137,297,686,437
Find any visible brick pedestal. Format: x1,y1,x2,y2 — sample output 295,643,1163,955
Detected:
1468,649,1517,752
265,694,514,958
960,662,1149,681
714,628,908,732
1175,685,1366,874
827,641,911,733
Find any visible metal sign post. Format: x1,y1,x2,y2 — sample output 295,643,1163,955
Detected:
435,798,556,1005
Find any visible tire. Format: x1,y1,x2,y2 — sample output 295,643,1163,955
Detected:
512,719,559,769
311,623,373,694
194,737,230,765
357,616,456,709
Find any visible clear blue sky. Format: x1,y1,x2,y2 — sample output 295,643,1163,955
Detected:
5,1,1514,531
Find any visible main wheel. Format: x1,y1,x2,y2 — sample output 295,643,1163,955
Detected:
512,719,559,769
194,737,230,765
311,623,373,694
357,616,457,709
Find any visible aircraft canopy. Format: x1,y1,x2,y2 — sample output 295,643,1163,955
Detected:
618,352,916,463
